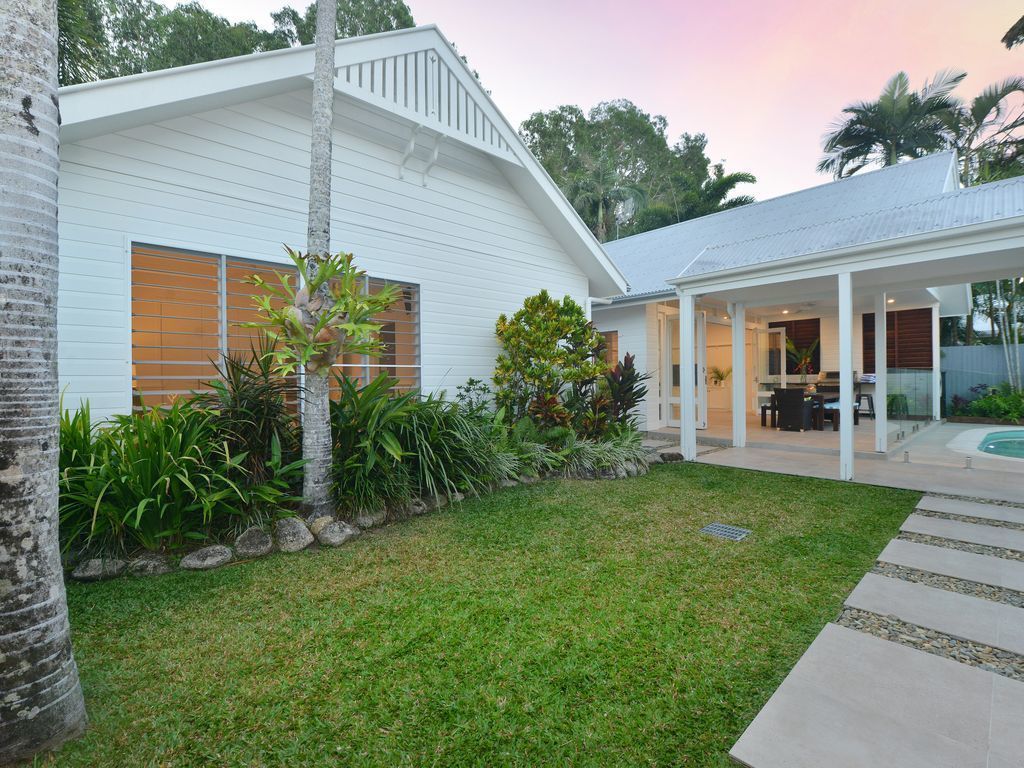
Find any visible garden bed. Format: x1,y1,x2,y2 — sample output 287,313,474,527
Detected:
49,463,917,767
946,415,1023,426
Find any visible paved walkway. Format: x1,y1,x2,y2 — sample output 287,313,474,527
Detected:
730,495,1024,768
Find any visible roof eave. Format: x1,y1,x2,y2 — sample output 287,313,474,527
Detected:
667,213,1024,291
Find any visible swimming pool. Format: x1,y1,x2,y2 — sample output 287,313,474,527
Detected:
978,429,1024,460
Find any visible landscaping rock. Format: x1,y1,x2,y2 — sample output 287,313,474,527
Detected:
179,545,232,571
660,451,684,463
71,558,127,582
234,527,274,559
128,554,172,577
623,461,638,477
646,451,664,465
308,516,334,538
519,474,539,485
449,491,465,504
315,520,360,547
275,517,314,553
499,478,519,488
408,499,429,516
355,509,387,529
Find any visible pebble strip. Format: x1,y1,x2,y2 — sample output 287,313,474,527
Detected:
927,492,1024,511
914,507,1024,533
837,606,1024,683
872,563,1024,609
897,531,1024,563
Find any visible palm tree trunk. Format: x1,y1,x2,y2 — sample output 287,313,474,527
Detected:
301,0,338,520
0,0,87,761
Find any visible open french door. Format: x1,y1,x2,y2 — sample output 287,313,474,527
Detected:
664,310,707,429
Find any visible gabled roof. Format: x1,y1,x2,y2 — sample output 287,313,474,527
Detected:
58,25,628,296
603,152,959,301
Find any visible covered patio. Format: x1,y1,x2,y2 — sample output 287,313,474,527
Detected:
672,177,1024,483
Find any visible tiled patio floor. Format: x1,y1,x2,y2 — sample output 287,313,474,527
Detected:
646,420,1024,504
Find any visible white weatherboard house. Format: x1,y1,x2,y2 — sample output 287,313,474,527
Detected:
593,152,1024,480
57,25,627,421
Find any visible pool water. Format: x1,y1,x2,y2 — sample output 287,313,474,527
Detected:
978,430,1024,459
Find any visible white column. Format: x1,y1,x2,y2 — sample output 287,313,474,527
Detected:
932,304,941,421
838,273,854,480
731,302,747,448
678,290,698,461
874,292,888,453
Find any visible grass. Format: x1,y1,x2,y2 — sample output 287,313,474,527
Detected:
47,464,918,767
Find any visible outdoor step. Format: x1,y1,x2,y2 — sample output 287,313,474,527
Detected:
878,540,1024,592
917,496,1024,526
901,514,1024,553
846,572,1024,656
729,624,1024,768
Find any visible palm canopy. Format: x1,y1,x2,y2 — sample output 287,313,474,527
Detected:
569,152,646,242
818,70,965,178
945,76,1024,184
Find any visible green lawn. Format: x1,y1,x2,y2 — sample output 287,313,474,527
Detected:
48,464,917,767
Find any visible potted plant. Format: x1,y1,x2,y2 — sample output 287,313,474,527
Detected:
786,337,819,384
708,365,732,387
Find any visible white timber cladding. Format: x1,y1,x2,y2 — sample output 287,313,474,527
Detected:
592,303,660,430
57,88,589,420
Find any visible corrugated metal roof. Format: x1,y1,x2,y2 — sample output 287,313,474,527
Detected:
683,173,1024,279
603,152,957,299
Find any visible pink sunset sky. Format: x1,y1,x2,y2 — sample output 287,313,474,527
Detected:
188,0,1022,199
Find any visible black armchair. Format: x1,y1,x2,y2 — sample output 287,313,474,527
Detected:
774,388,817,432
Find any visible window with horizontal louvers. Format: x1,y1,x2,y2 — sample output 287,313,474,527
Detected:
131,244,421,407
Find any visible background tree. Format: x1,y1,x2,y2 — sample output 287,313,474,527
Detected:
818,70,965,178
1,0,88,760
568,152,645,242
57,0,414,83
1002,13,1024,48
272,0,413,45
57,0,106,84
945,77,1024,185
521,100,755,240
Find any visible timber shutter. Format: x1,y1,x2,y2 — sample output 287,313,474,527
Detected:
862,308,933,371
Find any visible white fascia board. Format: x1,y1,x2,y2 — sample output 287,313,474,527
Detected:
666,214,1024,295
59,26,442,142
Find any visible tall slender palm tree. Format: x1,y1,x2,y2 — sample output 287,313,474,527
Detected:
1,0,88,761
945,77,1024,185
569,152,645,243
818,70,965,178
300,0,338,520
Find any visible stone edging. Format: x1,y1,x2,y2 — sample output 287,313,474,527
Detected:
69,457,659,584
836,606,1024,683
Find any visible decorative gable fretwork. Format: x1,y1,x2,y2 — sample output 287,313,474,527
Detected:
335,48,520,164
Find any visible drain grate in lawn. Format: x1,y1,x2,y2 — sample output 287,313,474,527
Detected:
700,522,752,541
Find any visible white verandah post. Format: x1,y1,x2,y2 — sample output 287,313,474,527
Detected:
677,289,698,461
874,292,888,453
838,273,855,480
932,304,942,421
731,302,747,448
